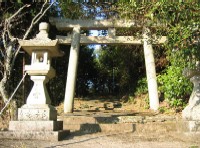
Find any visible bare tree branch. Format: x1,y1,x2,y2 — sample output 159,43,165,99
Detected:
2,27,7,49
28,2,48,30
34,2,55,24
6,4,30,22
2,4,29,50
23,2,48,40
0,48,5,58
5,4,30,41
12,2,55,68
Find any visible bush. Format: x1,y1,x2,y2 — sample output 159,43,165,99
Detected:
135,77,148,95
158,65,192,108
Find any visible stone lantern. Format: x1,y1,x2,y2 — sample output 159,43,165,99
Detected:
6,22,68,141
18,22,64,120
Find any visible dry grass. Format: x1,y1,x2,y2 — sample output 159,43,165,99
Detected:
0,113,10,130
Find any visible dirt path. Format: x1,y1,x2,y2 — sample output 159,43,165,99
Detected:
0,132,199,148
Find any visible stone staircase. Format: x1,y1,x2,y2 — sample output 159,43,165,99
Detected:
57,110,200,142
58,111,178,134
56,99,200,143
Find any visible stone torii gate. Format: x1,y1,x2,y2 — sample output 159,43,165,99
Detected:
50,18,166,113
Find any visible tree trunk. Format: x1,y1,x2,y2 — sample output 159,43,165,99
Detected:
0,43,18,120
0,44,13,103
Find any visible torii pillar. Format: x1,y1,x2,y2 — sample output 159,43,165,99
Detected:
143,27,159,110
64,26,81,113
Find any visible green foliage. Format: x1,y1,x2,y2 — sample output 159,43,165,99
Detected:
93,45,146,95
114,2,199,108
158,106,166,114
54,2,200,107
4,0,195,107
154,2,199,108
144,96,150,109
59,2,83,19
135,77,148,95
158,65,192,107
77,46,98,97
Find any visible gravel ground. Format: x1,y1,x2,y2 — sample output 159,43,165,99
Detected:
0,131,199,148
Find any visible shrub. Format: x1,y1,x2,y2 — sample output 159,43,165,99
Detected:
158,65,192,108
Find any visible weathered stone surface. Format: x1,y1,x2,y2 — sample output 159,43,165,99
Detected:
135,122,177,133
145,115,176,122
9,121,63,131
182,74,200,121
182,105,200,121
64,26,81,113
78,124,101,133
64,123,135,133
26,76,53,105
18,104,57,121
57,35,167,45
51,18,138,29
118,116,145,123
13,22,66,141
63,121,177,134
100,123,135,133
177,121,200,132
50,18,167,30
36,22,49,39
0,130,69,141
143,27,159,111
19,22,63,57
95,117,119,123
63,116,96,124
25,66,55,79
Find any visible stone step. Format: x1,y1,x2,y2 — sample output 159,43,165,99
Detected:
0,130,70,141
9,121,63,131
64,123,134,133
60,114,176,124
63,122,177,134
60,113,200,136
63,116,96,124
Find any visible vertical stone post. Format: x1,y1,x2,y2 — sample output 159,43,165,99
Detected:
64,26,81,113
142,27,159,110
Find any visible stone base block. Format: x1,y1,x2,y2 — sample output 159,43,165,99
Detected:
0,130,70,141
18,104,57,121
177,121,200,132
9,121,63,131
182,104,200,121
